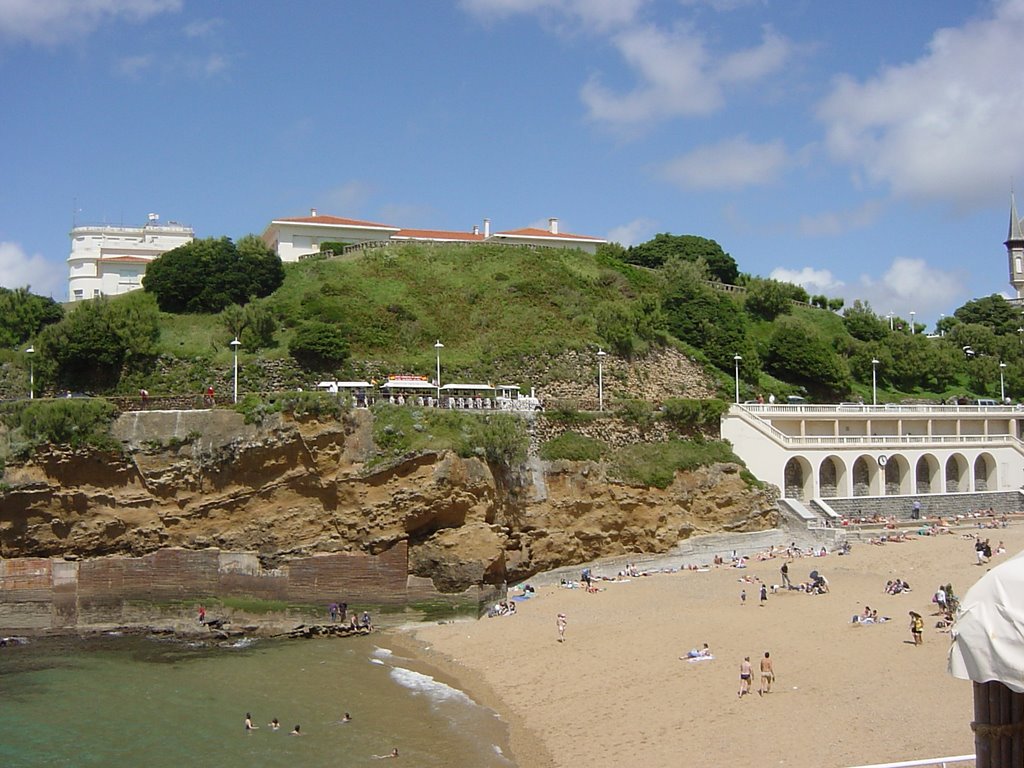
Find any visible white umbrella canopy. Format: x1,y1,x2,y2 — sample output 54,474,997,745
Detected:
949,549,1024,693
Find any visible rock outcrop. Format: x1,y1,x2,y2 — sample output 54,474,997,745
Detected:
0,409,777,591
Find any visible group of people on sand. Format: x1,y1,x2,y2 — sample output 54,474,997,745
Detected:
884,578,911,595
487,600,517,617
738,652,775,698
851,605,890,624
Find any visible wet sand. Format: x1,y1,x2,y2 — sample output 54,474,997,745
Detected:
405,525,1019,768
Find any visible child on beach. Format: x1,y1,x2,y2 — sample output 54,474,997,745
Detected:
909,611,924,645
557,613,567,642
740,589,747,605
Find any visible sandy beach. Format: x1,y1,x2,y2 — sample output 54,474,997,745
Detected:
401,524,1023,768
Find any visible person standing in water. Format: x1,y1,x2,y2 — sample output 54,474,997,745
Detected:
244,713,258,731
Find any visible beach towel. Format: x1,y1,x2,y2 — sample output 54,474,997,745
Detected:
686,655,715,663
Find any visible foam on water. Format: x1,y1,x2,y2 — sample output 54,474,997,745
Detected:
388,665,475,707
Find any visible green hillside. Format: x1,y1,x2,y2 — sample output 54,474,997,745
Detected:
3,241,1023,405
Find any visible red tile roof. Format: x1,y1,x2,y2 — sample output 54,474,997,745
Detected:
494,227,605,242
273,215,399,229
393,228,485,241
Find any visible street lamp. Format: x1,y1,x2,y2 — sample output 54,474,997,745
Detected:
910,311,916,334
733,353,742,404
886,312,894,331
597,348,607,412
434,340,444,402
1000,361,1007,403
230,338,241,403
25,345,34,399
871,358,880,406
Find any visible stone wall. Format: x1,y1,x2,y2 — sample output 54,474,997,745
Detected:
0,542,489,632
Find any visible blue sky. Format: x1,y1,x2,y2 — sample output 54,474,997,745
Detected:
1,0,1023,328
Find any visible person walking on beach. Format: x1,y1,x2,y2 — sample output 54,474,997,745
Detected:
740,588,747,605
758,652,775,695
557,612,567,642
759,582,768,607
738,657,753,698
780,561,791,589
909,611,924,645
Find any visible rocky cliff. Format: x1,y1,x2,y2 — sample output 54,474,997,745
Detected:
0,408,778,592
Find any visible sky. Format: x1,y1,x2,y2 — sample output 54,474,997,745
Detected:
2,0,1024,329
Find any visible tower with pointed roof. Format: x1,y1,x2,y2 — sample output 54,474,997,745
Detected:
1007,192,1024,298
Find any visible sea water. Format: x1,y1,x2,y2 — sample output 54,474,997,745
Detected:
0,632,514,768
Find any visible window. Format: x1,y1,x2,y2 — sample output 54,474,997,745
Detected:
1016,256,1022,275
73,289,84,300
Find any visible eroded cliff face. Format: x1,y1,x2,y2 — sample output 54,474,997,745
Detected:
0,410,777,591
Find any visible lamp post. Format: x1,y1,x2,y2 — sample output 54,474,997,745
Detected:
230,337,241,403
871,358,879,406
1000,361,1007,403
597,348,607,411
886,312,894,331
910,310,916,334
733,353,742,404
434,340,444,403
25,345,34,399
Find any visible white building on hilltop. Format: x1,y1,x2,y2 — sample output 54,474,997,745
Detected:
67,214,193,302
261,210,606,261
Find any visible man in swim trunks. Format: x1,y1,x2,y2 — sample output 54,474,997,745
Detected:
758,651,774,695
738,656,752,698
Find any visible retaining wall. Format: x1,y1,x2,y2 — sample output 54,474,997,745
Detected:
0,543,490,632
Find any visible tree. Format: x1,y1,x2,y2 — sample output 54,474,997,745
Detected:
627,234,739,284
220,300,277,350
36,293,159,388
0,287,63,347
765,316,851,398
953,294,1022,336
143,236,284,313
662,280,756,371
289,321,349,368
744,278,795,321
843,301,888,342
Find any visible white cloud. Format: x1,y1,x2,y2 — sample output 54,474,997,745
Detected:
853,257,964,320
769,266,844,294
183,17,223,38
115,53,154,78
817,0,1024,209
0,0,181,45
798,199,884,237
607,217,657,246
0,242,65,299
582,23,793,127
458,0,646,31
660,136,787,190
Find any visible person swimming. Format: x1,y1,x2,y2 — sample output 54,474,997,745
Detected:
268,718,280,730
290,725,302,735
341,712,352,723
373,748,399,758
244,713,258,731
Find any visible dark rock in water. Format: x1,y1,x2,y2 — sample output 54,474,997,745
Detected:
277,623,371,640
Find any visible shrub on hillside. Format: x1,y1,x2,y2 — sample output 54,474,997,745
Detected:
0,398,119,453
661,398,729,431
288,321,349,368
539,432,607,462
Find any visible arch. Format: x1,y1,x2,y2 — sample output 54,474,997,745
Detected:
852,455,879,497
884,454,911,495
784,456,814,500
818,455,847,498
945,454,970,493
974,453,998,492
915,454,940,494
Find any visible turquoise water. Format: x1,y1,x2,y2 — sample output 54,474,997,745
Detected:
0,633,514,768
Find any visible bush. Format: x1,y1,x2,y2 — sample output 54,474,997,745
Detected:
539,432,606,462
289,321,350,368
661,398,729,430
608,439,748,489
234,391,345,425
0,398,119,452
